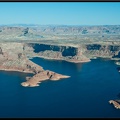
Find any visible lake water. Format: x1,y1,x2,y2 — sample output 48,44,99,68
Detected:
0,57,120,118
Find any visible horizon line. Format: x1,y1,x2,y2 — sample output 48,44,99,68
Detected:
0,23,120,26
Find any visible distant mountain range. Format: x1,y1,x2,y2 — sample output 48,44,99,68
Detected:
0,24,120,43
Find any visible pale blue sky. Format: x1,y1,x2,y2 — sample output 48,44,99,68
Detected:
0,2,120,25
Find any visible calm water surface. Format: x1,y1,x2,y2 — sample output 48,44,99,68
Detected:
0,57,120,118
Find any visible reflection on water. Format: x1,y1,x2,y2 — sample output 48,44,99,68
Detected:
74,63,83,72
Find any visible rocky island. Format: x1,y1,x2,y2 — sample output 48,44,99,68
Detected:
109,100,120,109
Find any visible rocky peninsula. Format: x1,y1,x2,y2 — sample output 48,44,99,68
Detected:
21,70,70,87
0,42,70,87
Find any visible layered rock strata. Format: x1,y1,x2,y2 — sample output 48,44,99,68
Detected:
21,70,70,87
0,43,70,87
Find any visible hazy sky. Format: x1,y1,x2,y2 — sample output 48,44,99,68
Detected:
0,2,120,25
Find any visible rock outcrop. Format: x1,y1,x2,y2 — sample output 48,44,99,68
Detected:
84,44,120,59
25,43,120,62
0,42,70,87
1,42,120,66
21,70,70,87
109,100,120,109
27,43,90,63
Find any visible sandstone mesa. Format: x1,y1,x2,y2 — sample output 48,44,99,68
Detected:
0,42,70,87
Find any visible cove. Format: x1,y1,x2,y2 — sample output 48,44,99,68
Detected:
0,58,120,118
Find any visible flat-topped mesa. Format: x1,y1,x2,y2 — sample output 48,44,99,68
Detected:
109,100,120,109
29,43,91,63
21,70,70,87
0,58,43,74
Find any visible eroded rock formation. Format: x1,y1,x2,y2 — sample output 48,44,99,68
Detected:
109,100,120,109
27,43,91,63
0,42,70,87
21,70,70,87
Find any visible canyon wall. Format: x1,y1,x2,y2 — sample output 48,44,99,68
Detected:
25,43,120,62
0,42,120,65
26,43,90,63
84,44,120,59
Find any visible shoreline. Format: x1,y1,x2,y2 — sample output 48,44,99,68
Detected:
0,55,117,75
0,58,71,87
29,55,91,63
21,70,70,87
0,55,117,88
0,68,34,74
0,55,114,79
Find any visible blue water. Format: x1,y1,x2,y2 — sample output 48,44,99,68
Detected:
0,57,120,118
